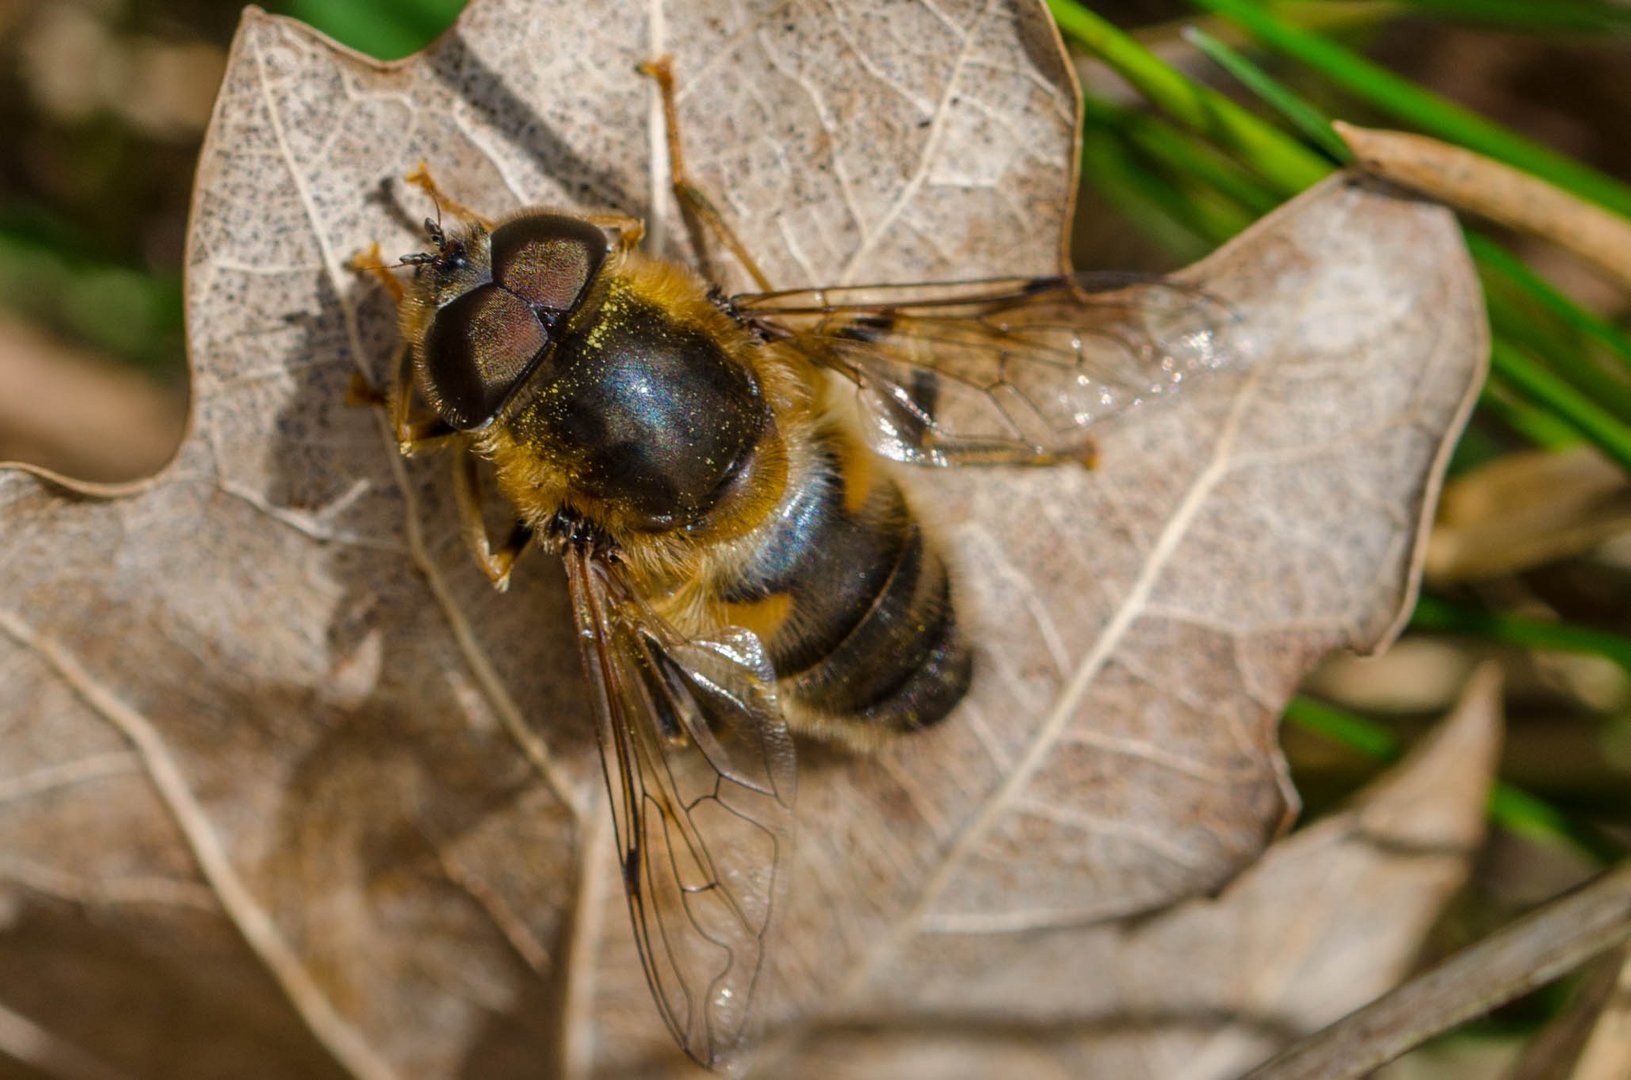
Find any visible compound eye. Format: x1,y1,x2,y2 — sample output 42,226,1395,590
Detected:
489,213,609,314
422,283,549,430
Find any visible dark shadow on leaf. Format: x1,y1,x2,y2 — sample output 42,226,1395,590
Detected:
424,30,640,213
0,859,350,1080
253,263,598,1074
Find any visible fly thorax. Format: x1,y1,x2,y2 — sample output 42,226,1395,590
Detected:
505,287,767,531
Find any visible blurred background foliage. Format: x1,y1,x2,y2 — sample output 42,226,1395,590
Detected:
1,0,1629,1071
0,0,459,357
0,0,465,477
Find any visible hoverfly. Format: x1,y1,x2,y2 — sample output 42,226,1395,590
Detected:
358,58,1230,1070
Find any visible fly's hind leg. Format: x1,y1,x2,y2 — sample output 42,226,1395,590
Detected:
638,55,776,293
913,437,1099,470
881,369,1098,469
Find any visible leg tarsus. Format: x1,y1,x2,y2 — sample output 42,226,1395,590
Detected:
384,340,458,452
350,243,406,303
395,421,460,457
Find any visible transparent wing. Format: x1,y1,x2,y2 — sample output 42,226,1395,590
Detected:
734,275,1235,466
562,542,796,1069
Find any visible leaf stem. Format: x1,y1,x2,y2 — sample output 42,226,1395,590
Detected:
1244,862,1631,1080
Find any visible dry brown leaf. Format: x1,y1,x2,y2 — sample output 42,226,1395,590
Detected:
0,1,1485,1077
776,664,1502,1080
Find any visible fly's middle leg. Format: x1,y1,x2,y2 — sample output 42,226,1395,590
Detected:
638,55,776,294
451,448,534,590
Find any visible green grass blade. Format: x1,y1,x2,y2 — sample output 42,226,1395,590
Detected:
1062,1,1631,474
1182,25,1352,161
1285,696,1400,758
1191,0,1631,220
1484,301,1631,428
1151,14,1631,433
282,0,466,59
1412,596,1631,678
1079,121,1220,260
1479,381,1583,452
1488,786,1614,858
1468,234,1631,377
1079,96,1274,249
1080,96,1284,216
1243,1,1631,35
1048,1,1331,195
1491,341,1631,474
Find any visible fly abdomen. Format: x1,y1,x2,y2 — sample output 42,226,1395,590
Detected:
718,422,971,739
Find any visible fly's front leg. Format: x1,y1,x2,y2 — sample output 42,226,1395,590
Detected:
350,241,406,304
351,231,524,583
344,348,458,455
405,160,494,230
873,371,1098,469
382,338,459,455
584,212,646,253
341,316,457,455
408,158,642,255
452,447,533,590
638,56,776,293
346,240,458,454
